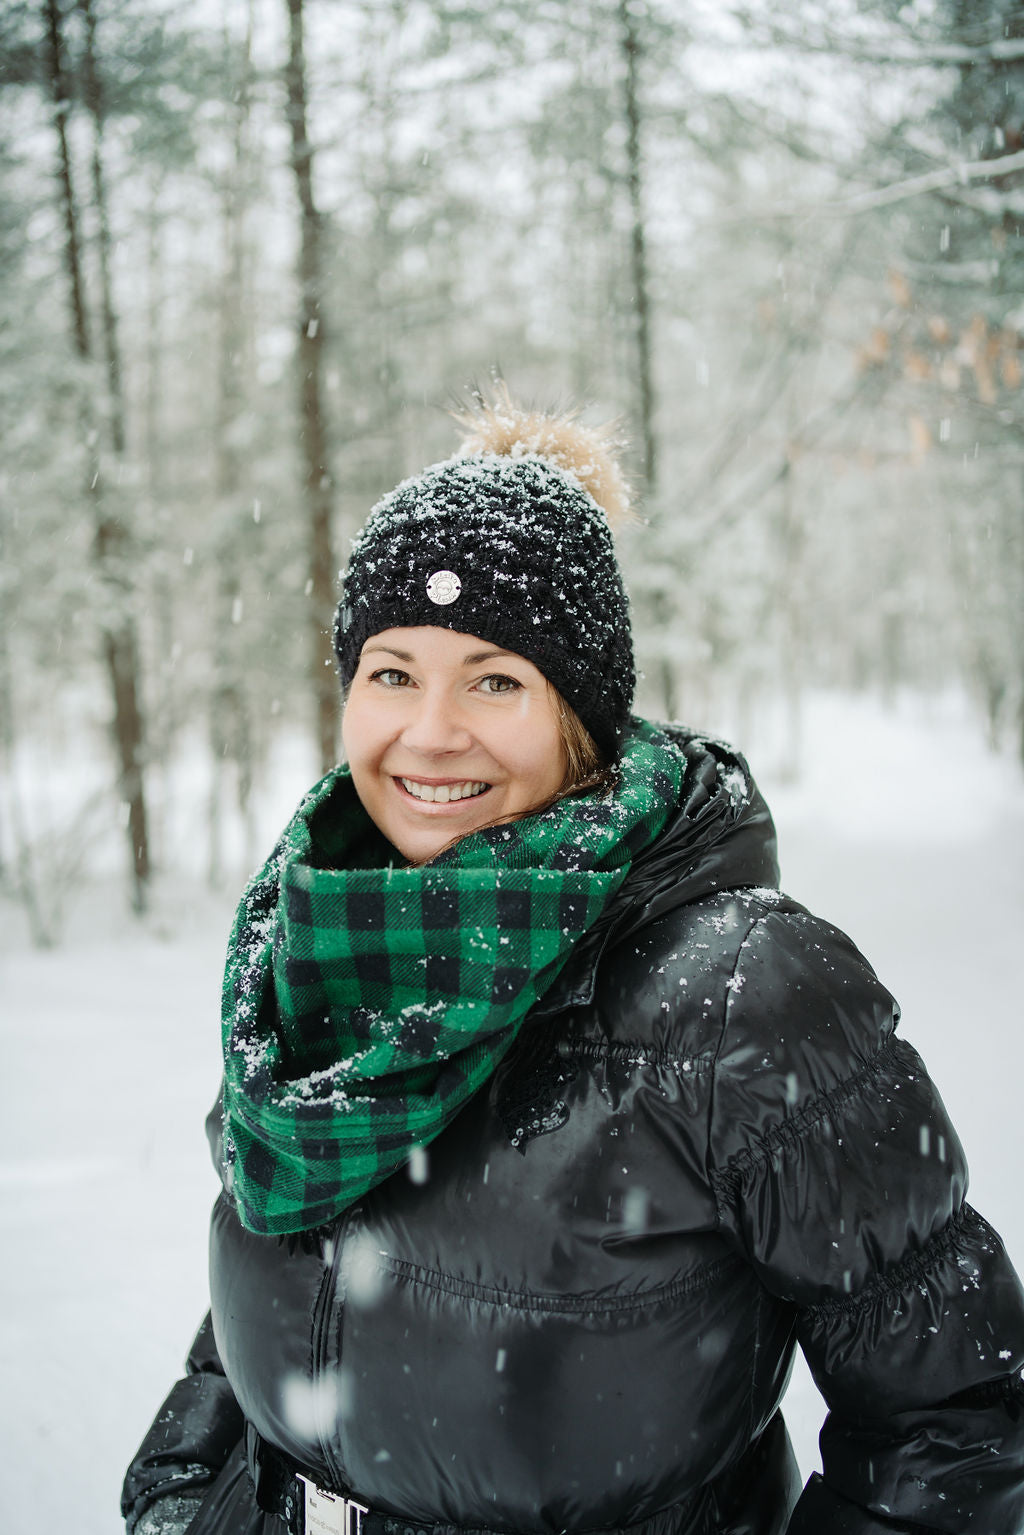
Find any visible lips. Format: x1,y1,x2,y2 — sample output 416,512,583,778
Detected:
398,778,490,804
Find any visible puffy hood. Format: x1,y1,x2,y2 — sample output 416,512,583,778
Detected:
531,726,779,1018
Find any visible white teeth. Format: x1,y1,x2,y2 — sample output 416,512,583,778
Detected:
400,778,488,803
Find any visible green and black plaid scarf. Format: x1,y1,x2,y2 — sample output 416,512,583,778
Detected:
221,720,685,1235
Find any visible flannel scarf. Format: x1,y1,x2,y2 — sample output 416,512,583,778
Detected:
221,720,685,1235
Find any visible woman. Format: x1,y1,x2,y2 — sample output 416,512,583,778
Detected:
124,396,1024,1535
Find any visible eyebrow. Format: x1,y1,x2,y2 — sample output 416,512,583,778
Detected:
361,645,416,661
462,648,516,665
361,644,518,666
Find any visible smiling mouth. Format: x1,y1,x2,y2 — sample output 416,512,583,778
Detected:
398,778,491,804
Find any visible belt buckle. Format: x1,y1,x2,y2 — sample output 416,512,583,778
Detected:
296,1473,368,1535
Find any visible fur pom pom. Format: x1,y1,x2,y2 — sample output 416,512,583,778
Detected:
452,383,632,526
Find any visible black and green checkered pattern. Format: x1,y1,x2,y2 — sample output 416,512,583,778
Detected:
221,721,685,1234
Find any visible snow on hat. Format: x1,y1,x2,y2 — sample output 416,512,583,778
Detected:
333,394,636,760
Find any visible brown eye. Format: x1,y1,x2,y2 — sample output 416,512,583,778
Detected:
479,674,520,694
371,668,411,687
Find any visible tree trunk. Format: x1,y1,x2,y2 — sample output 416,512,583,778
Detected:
44,0,89,359
618,2,679,717
209,8,257,886
0,607,56,947
619,0,656,494
45,0,151,910
285,0,340,774
774,457,805,782
79,0,126,455
142,182,177,868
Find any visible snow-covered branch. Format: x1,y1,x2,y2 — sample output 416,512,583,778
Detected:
730,13,1024,69
730,148,1024,222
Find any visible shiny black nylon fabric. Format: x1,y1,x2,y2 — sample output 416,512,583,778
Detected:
127,732,1024,1534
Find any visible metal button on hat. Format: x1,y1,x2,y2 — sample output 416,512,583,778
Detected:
426,570,461,605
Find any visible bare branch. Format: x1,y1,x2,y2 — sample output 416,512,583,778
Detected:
724,148,1024,223
730,12,1024,69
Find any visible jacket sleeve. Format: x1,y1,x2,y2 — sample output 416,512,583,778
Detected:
709,907,1024,1535
121,1312,245,1533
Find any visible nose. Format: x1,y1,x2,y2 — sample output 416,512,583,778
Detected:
399,689,472,757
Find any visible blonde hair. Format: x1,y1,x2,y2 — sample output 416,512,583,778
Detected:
555,693,612,797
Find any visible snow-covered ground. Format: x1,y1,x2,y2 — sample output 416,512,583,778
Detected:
1,689,1022,1532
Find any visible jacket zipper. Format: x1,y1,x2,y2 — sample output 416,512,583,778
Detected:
311,1208,353,1489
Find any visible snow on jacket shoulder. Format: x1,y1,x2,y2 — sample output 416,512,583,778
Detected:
123,732,1024,1535
705,899,1024,1530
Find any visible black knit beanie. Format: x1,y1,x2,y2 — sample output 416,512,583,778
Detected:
334,414,635,761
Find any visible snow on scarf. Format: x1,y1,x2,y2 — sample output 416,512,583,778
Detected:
220,720,685,1235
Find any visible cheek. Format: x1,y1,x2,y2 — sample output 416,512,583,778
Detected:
340,702,358,765
341,696,382,774
499,709,564,792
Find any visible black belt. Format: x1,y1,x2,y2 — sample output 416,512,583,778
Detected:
248,1426,460,1535
248,1423,709,1535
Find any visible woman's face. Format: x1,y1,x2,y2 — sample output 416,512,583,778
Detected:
342,626,566,862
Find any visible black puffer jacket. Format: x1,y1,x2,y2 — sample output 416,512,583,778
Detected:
124,733,1024,1535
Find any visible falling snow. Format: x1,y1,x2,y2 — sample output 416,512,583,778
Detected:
1,693,1022,1527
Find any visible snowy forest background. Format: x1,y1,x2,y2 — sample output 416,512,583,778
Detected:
2,0,1024,926
2,1,1024,1531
